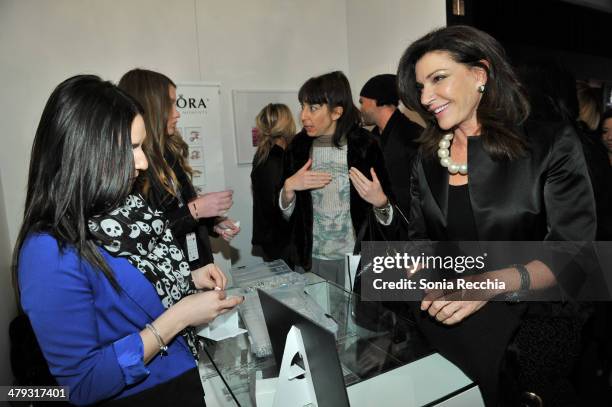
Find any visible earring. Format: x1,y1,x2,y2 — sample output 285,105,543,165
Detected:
478,84,486,93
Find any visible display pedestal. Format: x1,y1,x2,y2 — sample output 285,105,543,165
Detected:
255,326,317,407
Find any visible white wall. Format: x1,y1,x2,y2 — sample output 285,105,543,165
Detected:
346,0,446,126
346,0,447,92
0,172,17,385
195,0,351,266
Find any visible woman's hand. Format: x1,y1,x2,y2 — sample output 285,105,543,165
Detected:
419,269,513,325
348,167,388,208
213,218,240,241
191,263,227,290
283,159,332,203
421,295,488,325
188,190,233,219
176,290,244,327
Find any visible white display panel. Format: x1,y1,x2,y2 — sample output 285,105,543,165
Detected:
175,82,225,193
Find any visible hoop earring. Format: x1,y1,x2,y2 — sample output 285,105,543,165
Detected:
478,84,486,93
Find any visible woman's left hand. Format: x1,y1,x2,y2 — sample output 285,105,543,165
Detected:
349,167,388,208
214,218,241,241
192,263,228,290
420,296,488,325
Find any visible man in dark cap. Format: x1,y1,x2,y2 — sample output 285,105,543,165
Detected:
359,74,422,220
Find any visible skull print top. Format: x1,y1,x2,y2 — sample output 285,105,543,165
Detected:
88,193,200,357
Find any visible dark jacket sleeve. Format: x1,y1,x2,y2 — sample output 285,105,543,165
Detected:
253,157,284,224
543,125,596,241
251,150,287,248
376,152,424,241
164,205,198,238
147,159,215,268
406,154,428,240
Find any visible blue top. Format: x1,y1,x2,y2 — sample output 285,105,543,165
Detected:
18,233,197,405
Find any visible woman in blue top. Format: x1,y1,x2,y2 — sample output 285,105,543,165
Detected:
13,75,243,406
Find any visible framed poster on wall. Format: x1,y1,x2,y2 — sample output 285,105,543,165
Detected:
232,90,299,165
175,82,225,192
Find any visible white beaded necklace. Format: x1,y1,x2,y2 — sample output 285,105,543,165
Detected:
437,133,468,175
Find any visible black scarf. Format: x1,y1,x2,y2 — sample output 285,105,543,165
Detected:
87,193,199,358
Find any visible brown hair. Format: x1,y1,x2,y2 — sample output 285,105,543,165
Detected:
253,103,296,167
118,68,191,197
398,25,530,160
577,81,602,131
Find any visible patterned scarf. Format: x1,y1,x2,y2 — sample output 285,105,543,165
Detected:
87,193,199,358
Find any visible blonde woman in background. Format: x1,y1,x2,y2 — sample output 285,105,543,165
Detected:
251,103,296,261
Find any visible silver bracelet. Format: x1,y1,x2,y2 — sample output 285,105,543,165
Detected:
146,323,168,356
505,264,531,303
373,201,391,216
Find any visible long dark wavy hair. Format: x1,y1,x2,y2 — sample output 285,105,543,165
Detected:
298,71,361,148
118,69,191,198
397,25,530,160
12,75,143,299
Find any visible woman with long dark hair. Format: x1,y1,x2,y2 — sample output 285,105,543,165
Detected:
280,71,392,285
388,26,596,405
118,69,239,277
13,75,242,405
251,103,295,261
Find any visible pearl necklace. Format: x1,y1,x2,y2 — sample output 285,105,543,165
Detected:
437,133,468,175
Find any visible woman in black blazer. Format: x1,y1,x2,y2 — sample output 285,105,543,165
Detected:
381,26,596,406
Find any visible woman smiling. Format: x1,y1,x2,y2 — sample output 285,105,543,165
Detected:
392,25,596,405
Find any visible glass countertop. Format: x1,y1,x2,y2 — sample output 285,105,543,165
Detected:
198,274,436,407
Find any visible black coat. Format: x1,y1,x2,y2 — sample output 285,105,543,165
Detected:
146,156,215,270
399,120,596,405
407,121,595,242
251,144,291,261
576,121,612,240
282,125,392,270
372,109,422,219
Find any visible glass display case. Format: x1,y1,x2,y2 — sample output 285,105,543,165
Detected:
198,263,480,407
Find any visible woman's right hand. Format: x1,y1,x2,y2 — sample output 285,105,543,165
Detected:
283,158,331,202
176,290,244,327
188,190,233,219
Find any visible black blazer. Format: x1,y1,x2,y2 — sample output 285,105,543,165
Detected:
251,144,290,261
398,120,596,405
282,125,392,270
373,109,422,220
407,120,596,242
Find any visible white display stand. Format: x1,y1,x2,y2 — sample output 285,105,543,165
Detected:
256,326,318,407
